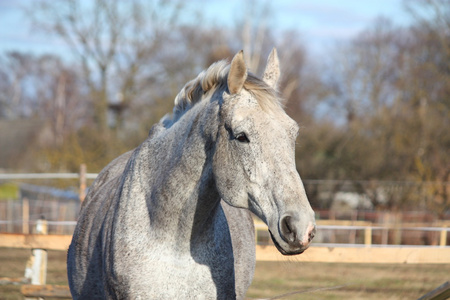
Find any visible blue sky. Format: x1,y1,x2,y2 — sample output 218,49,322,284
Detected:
198,0,412,52
0,0,413,58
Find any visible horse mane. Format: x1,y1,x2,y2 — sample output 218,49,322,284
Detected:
162,60,283,127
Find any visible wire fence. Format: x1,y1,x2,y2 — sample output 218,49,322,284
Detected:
0,172,449,246
254,221,450,248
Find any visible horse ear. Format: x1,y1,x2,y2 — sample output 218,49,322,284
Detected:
228,50,247,95
262,48,280,90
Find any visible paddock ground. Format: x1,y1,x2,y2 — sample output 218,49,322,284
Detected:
0,247,448,300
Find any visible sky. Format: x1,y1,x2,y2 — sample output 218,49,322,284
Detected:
0,0,413,59
199,0,413,52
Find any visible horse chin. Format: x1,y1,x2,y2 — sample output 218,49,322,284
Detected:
269,230,307,256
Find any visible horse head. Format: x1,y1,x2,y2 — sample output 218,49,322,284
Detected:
213,49,316,255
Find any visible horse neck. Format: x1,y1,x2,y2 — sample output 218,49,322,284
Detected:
119,102,221,249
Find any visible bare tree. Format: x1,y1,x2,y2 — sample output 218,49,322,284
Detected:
34,55,89,146
232,0,274,74
402,0,450,215
305,3,450,212
28,0,184,132
0,52,34,119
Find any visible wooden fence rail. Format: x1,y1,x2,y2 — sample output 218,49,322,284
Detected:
1,219,449,248
418,281,450,300
1,232,449,264
21,284,71,299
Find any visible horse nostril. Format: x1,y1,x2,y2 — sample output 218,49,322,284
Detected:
280,215,297,243
308,226,316,243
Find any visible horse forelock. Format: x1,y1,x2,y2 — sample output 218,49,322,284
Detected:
164,60,284,127
243,75,284,113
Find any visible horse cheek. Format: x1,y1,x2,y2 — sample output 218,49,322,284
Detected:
213,143,246,208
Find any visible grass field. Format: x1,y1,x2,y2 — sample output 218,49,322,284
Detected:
0,247,448,299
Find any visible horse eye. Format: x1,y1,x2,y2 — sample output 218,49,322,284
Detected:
235,133,249,143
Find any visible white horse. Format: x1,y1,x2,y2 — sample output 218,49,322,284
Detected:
67,49,316,299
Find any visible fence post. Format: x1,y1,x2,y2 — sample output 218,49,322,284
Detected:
24,218,48,294
57,204,67,234
22,198,29,234
381,212,390,245
349,212,357,244
79,164,87,202
7,200,14,232
364,226,372,247
393,212,402,245
440,226,448,247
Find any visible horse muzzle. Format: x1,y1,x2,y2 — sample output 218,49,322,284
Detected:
269,212,316,255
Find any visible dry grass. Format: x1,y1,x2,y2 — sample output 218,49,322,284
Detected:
248,260,449,299
0,247,448,300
